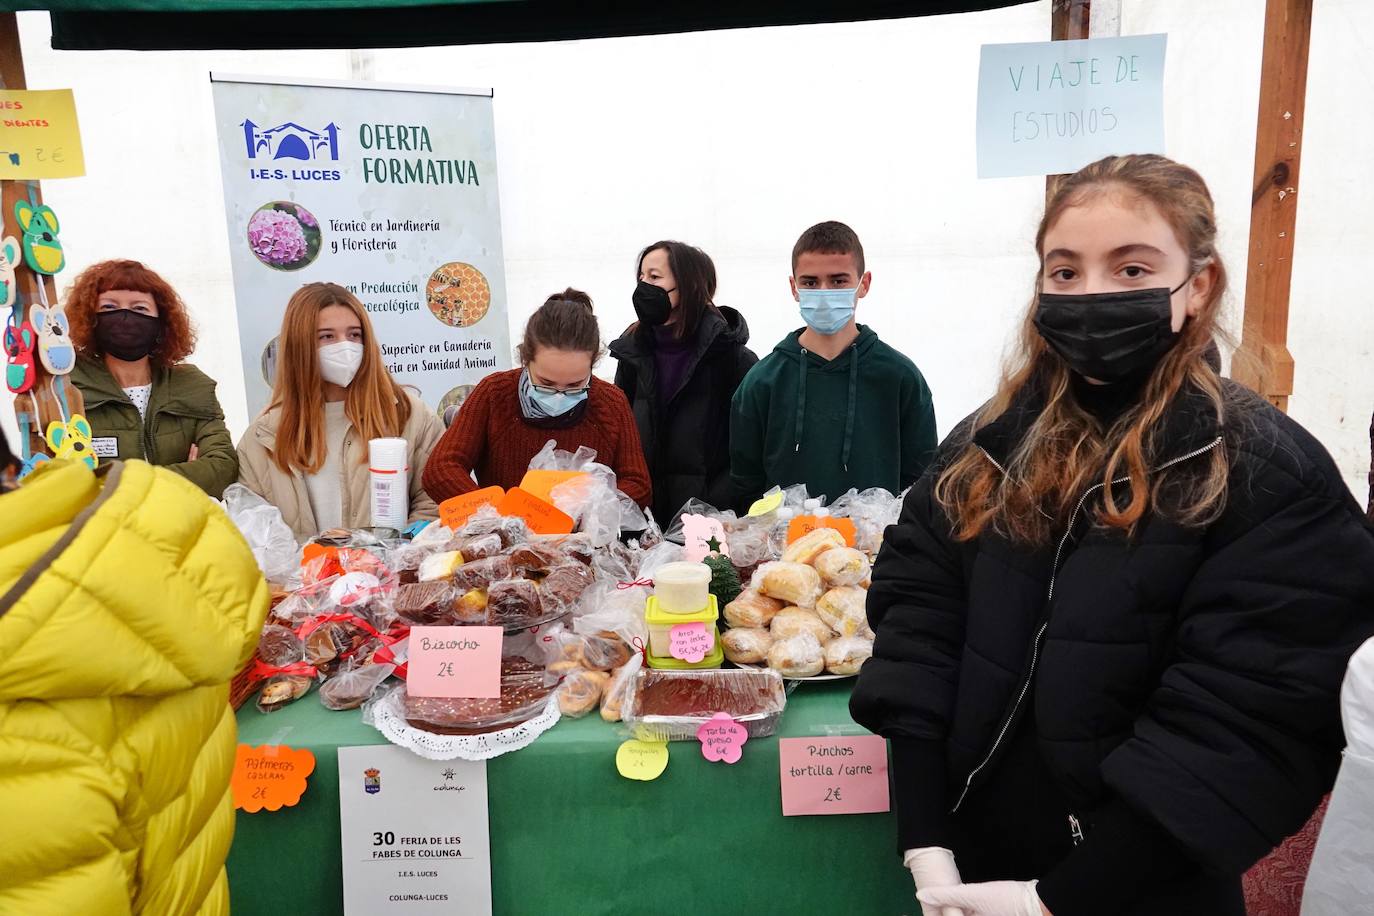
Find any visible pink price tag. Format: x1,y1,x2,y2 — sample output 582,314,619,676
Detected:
696,712,748,764
669,622,712,663
680,513,730,563
406,626,503,699
778,735,891,816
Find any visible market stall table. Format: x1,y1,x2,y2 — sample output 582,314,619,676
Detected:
227,680,914,914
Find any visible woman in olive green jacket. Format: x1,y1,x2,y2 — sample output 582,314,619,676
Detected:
64,260,238,497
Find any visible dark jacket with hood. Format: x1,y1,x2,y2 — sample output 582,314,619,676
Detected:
729,325,936,510
611,306,757,525
850,375,1374,915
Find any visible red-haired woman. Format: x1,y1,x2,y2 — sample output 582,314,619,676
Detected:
66,259,239,497
236,282,445,540
851,155,1374,916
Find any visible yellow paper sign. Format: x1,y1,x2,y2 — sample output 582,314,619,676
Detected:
616,738,669,781
747,492,784,517
0,90,85,180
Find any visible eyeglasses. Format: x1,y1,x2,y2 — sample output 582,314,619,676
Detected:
531,381,592,397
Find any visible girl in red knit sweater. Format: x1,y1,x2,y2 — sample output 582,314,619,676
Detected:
423,289,652,509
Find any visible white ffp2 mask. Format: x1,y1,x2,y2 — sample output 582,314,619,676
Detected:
318,341,364,387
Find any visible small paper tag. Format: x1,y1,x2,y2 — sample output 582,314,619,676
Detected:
91,436,118,458
616,739,669,781
668,622,711,663
786,516,857,547
438,486,506,530
498,487,575,535
680,513,730,563
407,625,503,698
232,744,316,813
778,735,891,816
696,712,748,764
747,491,784,517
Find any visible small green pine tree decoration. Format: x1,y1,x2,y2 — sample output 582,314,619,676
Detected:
703,553,741,607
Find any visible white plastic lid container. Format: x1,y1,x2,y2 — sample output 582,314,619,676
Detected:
654,561,713,614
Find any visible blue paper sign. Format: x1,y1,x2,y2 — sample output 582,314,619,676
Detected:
976,34,1167,179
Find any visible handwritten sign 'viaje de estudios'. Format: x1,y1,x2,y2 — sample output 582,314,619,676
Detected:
976,34,1167,179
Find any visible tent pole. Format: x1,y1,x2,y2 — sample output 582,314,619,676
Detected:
1232,0,1313,413
1045,0,1120,199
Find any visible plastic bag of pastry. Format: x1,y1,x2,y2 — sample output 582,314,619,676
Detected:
829,487,901,557
815,586,870,637
752,561,824,608
410,520,453,548
721,627,773,664
824,636,873,676
222,483,300,585
723,589,785,629
257,674,313,712
320,663,396,710
257,624,305,667
529,532,596,566
571,576,650,648
814,547,872,588
394,579,457,625
781,527,846,565
453,587,490,624
505,541,569,573
302,616,374,675
557,667,610,718
538,562,596,616
767,631,825,678
419,549,465,582
452,555,515,592
622,667,787,740
458,507,531,549
487,577,545,629
578,631,633,671
600,652,643,722
661,498,732,546
770,606,834,644
446,532,504,562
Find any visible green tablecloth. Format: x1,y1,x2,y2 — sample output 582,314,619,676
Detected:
228,681,915,915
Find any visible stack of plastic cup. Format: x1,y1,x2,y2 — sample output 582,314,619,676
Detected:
368,437,409,530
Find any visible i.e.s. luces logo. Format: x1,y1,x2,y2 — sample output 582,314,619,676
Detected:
241,119,343,182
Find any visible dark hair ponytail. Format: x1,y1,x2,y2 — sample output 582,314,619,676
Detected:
518,287,604,364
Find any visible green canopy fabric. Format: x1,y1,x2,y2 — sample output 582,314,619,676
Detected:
2,0,1031,51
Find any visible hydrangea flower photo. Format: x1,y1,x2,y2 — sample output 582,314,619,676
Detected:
247,202,322,271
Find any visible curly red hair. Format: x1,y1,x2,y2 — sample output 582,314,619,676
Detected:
63,259,198,366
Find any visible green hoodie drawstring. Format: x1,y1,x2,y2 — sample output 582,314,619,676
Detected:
794,347,808,451
842,342,858,473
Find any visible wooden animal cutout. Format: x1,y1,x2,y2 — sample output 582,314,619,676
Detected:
17,452,49,481
46,414,96,469
4,319,37,393
13,199,64,275
0,236,18,309
29,303,76,375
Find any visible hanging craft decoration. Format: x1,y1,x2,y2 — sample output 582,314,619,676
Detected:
13,199,64,275
4,320,37,394
45,414,96,469
0,236,18,310
29,303,75,375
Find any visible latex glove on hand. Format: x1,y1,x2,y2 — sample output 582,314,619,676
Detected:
917,880,1047,916
904,847,968,916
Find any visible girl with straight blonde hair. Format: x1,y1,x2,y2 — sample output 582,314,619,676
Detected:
237,282,445,539
851,154,1374,916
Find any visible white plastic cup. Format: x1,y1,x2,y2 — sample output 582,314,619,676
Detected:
653,562,713,614
368,437,409,529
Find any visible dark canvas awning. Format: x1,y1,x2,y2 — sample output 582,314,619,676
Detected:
5,1,1031,51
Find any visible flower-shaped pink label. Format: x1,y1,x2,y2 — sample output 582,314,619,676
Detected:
669,622,712,663
696,712,748,764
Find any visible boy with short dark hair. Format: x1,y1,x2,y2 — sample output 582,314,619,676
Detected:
730,220,937,507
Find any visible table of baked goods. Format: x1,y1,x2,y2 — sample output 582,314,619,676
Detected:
226,678,914,914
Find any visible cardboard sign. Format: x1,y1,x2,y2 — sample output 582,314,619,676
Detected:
233,744,316,813
786,516,857,547
680,513,730,563
696,713,748,764
439,486,506,530
669,622,712,663
778,735,890,816
407,625,503,698
338,745,492,916
497,487,575,535
0,89,86,180
519,469,587,504
615,738,669,781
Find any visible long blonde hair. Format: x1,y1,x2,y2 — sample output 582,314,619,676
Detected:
935,155,1231,545
268,282,412,475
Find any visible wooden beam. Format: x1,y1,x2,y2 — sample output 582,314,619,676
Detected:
1232,0,1313,413
1045,0,1109,200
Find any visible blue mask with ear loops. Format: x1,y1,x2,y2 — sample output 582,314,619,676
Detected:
518,368,588,420
798,287,858,335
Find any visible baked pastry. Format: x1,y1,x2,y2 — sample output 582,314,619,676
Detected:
460,514,531,549
770,606,833,644
558,668,609,717
257,675,311,712
766,632,825,678
816,587,869,638
721,627,773,664
395,580,453,624
419,550,464,582
824,636,873,676
781,527,845,565
452,555,515,592
487,577,544,627
600,664,635,722
579,632,632,671
815,547,871,588
257,624,304,667
448,532,503,561
723,590,785,629
539,563,596,612
454,588,489,623
757,562,823,608
319,663,393,710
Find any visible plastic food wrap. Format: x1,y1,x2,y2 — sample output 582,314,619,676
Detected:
830,487,901,557
459,509,531,549
723,590,784,629
487,577,545,628
452,556,515,592
781,527,846,565
814,547,872,588
721,627,773,664
766,632,825,678
824,636,873,676
753,561,824,608
257,674,312,712
403,656,554,734
320,663,396,710
770,606,832,644
816,587,870,638
222,483,299,585
448,532,503,561
599,653,643,723
556,668,609,718
419,550,464,582
257,624,305,667
394,580,457,625
623,668,787,741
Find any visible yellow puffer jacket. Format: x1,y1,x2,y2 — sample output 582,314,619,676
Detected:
0,460,269,915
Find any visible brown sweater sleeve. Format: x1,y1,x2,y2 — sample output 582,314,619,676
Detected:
421,378,492,503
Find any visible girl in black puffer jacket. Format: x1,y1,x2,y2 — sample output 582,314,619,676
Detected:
851,154,1374,916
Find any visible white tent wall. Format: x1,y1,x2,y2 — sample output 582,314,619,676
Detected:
6,0,1371,500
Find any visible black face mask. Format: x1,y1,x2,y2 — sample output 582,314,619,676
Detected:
1033,280,1189,383
95,309,163,362
632,280,675,327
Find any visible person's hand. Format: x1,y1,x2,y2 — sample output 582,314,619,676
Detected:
903,847,967,916
188,443,199,461
916,880,1045,916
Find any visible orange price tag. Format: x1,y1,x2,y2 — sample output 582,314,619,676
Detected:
519,469,587,504
232,744,316,813
786,516,857,547
497,487,575,535
301,544,339,568
439,486,506,530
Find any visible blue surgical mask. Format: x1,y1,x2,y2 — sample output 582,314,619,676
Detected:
798,287,858,335
518,367,589,421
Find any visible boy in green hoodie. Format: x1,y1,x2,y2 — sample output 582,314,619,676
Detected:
729,221,937,508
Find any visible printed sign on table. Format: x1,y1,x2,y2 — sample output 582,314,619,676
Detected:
976,34,1167,179
778,735,890,816
338,745,492,916
0,89,85,179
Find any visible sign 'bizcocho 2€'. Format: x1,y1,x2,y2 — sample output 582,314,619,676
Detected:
210,74,513,421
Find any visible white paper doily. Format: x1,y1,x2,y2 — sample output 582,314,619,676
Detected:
365,688,561,761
